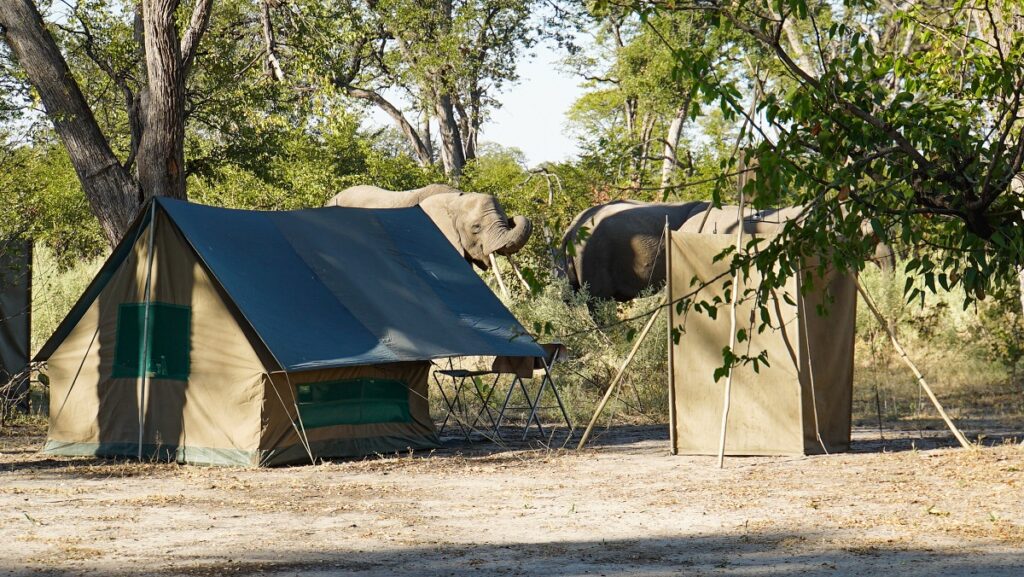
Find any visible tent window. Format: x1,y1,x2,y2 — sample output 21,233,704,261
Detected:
295,378,411,428
112,302,191,381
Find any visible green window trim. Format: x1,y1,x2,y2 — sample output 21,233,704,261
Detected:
295,378,411,428
112,302,192,381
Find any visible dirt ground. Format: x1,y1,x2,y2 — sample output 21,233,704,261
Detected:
1,423,1021,577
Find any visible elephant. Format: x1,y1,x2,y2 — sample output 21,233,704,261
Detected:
561,201,894,302
560,200,711,301
326,184,532,270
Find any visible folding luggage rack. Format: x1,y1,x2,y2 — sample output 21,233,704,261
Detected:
433,343,572,440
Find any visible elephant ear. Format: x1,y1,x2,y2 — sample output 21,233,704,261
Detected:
418,195,466,256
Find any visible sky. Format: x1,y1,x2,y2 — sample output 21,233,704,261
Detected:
477,43,584,166
367,42,585,167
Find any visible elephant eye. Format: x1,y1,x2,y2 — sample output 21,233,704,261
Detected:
471,224,482,232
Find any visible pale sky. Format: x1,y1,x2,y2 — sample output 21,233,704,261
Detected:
477,43,583,165
367,42,584,167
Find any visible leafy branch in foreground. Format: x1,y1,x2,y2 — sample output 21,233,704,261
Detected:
600,0,1024,308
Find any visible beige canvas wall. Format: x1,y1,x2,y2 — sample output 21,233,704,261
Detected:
668,230,855,456
44,213,268,465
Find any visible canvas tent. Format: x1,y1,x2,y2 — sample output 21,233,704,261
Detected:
35,197,543,466
668,208,856,456
0,239,31,409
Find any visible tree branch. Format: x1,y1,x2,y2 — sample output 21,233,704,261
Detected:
180,0,213,78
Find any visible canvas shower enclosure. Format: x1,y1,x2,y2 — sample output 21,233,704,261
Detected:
667,227,856,456
0,239,30,409
36,198,543,466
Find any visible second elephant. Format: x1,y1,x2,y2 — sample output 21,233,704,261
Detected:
560,200,710,301
562,201,893,302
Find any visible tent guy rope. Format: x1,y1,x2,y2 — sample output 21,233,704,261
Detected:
855,280,974,450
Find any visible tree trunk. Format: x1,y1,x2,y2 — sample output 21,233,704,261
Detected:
259,0,284,81
628,114,655,192
419,110,434,163
435,92,466,179
661,100,691,190
453,95,478,161
0,0,139,245
136,0,187,200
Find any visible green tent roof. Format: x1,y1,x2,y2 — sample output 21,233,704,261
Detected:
37,198,543,370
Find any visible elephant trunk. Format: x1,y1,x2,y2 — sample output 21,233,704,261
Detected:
491,215,533,256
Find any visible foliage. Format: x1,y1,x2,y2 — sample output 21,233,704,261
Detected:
503,279,668,426
0,144,105,266
189,112,437,210
852,266,1013,426
597,0,1024,305
31,244,104,353
284,0,540,176
564,7,727,196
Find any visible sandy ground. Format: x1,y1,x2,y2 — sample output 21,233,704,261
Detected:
1,424,1022,577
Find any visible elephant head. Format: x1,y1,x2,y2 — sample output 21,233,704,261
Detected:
420,192,533,270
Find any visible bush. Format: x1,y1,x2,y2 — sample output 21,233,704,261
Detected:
31,244,104,354
501,279,669,428
852,265,1014,427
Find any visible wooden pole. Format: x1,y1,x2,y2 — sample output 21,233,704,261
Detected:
577,294,666,450
855,280,973,450
137,200,157,460
666,220,678,455
717,177,747,468
489,253,510,299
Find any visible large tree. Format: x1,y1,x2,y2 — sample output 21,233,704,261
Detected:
566,7,721,195
285,0,537,179
0,0,214,246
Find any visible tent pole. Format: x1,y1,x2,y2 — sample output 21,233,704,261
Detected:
489,254,511,299
717,163,750,468
137,200,157,461
577,294,666,450
855,280,973,450
666,219,678,455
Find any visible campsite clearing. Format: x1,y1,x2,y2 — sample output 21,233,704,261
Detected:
1,423,1021,576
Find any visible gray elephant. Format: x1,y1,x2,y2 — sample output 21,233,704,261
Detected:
562,201,894,302
560,200,710,301
327,184,532,270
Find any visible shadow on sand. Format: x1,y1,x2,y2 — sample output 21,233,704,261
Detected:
10,533,1024,577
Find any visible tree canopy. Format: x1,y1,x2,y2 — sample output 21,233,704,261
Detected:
1,0,1023,310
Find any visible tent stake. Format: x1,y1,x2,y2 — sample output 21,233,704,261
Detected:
137,200,157,461
855,280,973,450
577,294,666,450
489,253,511,299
